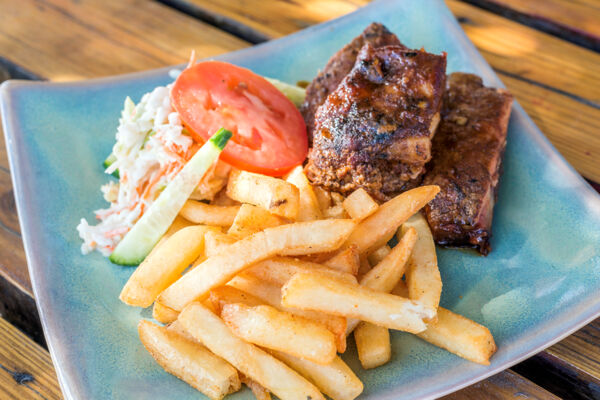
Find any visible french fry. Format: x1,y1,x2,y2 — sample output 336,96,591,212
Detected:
367,245,391,266
228,204,285,238
209,286,264,314
345,227,418,334
120,225,219,307
268,219,356,256
221,303,337,364
282,272,435,333
354,322,391,369
324,245,360,275
270,350,363,400
204,230,237,257
245,257,357,287
344,185,440,255
313,185,332,213
342,188,379,220
359,227,417,293
416,307,497,365
358,256,371,278
285,166,322,221
180,200,240,226
331,192,345,206
166,319,197,343
391,279,409,297
323,204,350,219
158,219,356,312
401,212,442,311
227,169,300,219
138,320,241,400
178,302,325,400
228,275,348,353
240,375,271,400
153,299,180,324
211,187,240,206
146,215,193,259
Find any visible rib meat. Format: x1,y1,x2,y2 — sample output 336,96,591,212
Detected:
423,72,513,255
300,22,404,143
305,43,447,201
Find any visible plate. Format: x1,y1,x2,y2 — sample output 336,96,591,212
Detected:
2,0,600,399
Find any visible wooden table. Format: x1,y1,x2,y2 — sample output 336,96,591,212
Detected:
0,0,598,399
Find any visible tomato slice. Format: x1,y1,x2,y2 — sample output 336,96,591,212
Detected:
171,61,308,176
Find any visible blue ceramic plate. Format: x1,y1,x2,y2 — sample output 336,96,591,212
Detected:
2,0,600,399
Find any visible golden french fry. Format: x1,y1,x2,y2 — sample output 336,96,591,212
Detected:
211,187,240,206
270,350,363,400
323,204,350,219
367,245,391,266
391,279,409,297
209,286,264,314
285,166,322,221
245,257,356,287
240,375,271,400
282,272,435,333
159,219,356,312
358,256,371,278
342,188,379,220
180,200,240,226
313,185,332,213
228,204,285,238
401,213,442,311
221,303,337,365
138,320,241,400
227,169,300,220
359,227,417,292
120,225,218,307
178,302,325,400
324,245,360,276
354,322,391,369
228,275,347,353
345,227,418,334
417,307,497,365
271,219,356,256
204,230,237,258
166,319,197,343
146,215,193,259
153,299,180,324
344,185,440,255
331,192,345,206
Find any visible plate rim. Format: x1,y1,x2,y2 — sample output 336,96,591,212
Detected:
2,0,600,398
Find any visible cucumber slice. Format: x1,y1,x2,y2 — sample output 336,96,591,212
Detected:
109,128,232,266
103,153,120,178
265,77,306,108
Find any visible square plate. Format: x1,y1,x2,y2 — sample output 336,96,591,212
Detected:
2,0,600,399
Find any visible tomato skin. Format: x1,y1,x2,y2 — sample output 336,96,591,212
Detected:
171,61,308,176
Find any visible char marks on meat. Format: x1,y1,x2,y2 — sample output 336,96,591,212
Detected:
305,44,447,202
300,22,404,143
423,72,513,255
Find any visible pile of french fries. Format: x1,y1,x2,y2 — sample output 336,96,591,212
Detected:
120,166,497,400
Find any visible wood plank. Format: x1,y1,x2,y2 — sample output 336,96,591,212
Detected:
464,0,600,51
0,314,559,400
442,369,561,400
0,317,61,400
0,0,249,81
524,317,600,399
178,0,600,183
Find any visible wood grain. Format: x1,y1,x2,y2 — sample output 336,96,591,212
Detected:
0,0,249,81
466,0,600,50
0,314,559,400
177,0,600,183
0,317,61,400
516,317,600,399
442,369,560,400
